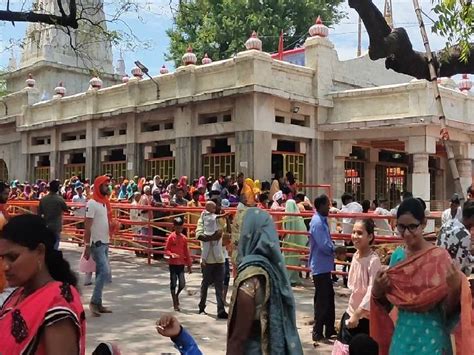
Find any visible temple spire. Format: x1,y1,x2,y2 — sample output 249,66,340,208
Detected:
20,0,113,73
7,49,17,71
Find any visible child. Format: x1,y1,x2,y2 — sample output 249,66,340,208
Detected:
335,246,347,262
200,201,226,247
332,219,382,355
165,217,192,311
333,245,347,284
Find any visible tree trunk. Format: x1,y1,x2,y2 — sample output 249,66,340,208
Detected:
411,0,465,201
348,0,473,79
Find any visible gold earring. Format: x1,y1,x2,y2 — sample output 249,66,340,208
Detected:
37,260,42,272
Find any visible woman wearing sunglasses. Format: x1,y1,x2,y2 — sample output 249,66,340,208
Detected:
370,198,472,355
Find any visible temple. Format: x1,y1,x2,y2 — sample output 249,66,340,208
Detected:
3,0,119,97
0,13,473,209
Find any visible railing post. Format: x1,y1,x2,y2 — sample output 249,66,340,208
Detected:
147,212,152,265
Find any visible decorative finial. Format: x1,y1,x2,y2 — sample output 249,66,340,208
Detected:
309,16,329,37
245,31,262,51
160,65,169,74
89,76,103,90
54,82,66,97
131,65,144,79
202,53,213,65
459,74,472,93
182,46,197,65
25,73,36,88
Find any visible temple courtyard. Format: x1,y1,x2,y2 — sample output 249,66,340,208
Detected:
61,244,348,354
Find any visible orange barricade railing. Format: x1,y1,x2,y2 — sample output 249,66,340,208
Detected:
4,200,444,276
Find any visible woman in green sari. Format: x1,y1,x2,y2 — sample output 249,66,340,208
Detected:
227,208,303,355
282,199,308,286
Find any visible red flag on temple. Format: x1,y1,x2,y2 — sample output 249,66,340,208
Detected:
278,30,284,60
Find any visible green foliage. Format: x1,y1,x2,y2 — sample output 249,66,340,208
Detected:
0,79,7,97
166,0,345,66
431,0,473,62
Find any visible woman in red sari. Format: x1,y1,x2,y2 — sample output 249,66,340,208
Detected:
0,214,85,354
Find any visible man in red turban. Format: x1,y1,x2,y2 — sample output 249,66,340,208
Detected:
84,176,116,316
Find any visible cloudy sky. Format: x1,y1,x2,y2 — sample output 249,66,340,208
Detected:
0,0,452,76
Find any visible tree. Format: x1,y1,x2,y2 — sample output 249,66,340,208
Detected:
348,0,473,79
166,0,345,67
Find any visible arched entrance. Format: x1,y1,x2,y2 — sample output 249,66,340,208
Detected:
0,159,8,182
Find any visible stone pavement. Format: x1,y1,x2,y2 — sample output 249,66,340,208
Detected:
61,244,349,354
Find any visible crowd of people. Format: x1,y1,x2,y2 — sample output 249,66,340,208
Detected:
0,172,473,354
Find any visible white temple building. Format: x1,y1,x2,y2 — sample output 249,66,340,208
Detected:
0,5,473,209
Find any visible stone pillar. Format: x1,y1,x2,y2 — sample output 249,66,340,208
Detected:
85,147,99,180
407,136,435,232
333,141,352,204
125,113,139,178
85,121,98,179
304,35,337,99
49,151,60,180
407,136,436,202
175,137,193,179
452,143,474,195
20,133,30,182
49,128,59,180
125,143,139,178
235,130,272,181
365,148,378,201
411,153,430,201
457,159,472,194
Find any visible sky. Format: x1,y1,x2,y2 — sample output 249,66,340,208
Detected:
0,0,457,78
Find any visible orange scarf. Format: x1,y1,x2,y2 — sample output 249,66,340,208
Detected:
93,176,117,235
370,246,472,355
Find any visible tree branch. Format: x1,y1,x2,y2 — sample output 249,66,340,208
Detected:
0,0,78,29
57,0,67,18
348,0,473,79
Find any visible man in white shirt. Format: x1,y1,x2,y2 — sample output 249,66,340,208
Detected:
373,199,393,236
84,176,113,317
390,191,414,217
72,185,87,222
441,194,462,225
340,193,363,235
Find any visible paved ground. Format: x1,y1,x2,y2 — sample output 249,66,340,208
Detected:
61,244,349,354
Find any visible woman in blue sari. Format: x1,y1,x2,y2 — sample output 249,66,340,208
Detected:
227,208,303,355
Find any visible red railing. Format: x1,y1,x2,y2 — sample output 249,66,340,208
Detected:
5,201,443,276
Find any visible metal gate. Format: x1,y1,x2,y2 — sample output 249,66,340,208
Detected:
375,164,407,208
284,153,305,183
0,160,7,181
272,152,305,183
101,161,127,178
202,153,235,179
34,167,50,181
145,158,176,180
64,164,86,180
344,160,365,202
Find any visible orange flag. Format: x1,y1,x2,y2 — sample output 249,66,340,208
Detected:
278,30,284,60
